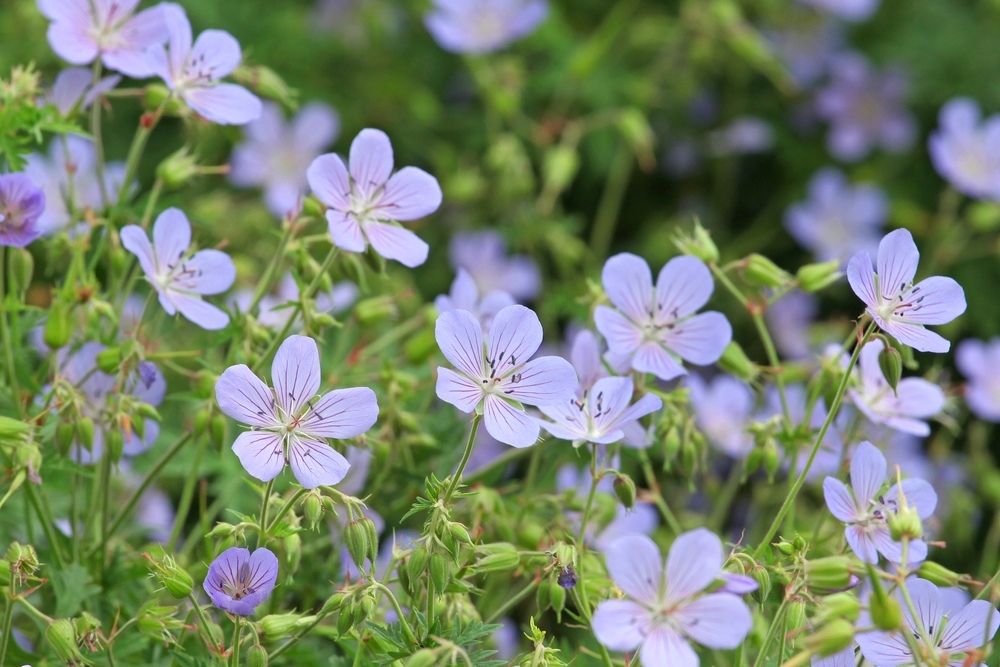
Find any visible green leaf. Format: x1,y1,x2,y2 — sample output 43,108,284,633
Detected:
51,563,101,617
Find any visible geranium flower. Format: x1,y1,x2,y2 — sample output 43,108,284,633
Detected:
0,173,46,247
687,374,754,458
45,67,120,116
956,338,1000,422
434,268,515,331
424,0,548,54
929,98,1000,200
448,231,541,302
537,376,661,447
203,547,278,616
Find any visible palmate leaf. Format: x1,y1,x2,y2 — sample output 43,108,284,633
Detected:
51,563,101,617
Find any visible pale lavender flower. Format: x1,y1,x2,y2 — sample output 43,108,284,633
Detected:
307,129,442,268
37,0,171,77
537,376,662,447
856,578,999,666
121,208,236,330
0,173,45,247
686,375,754,458
135,485,174,543
203,547,278,616
215,335,378,489
435,304,577,448
448,231,541,302
766,14,842,88
147,5,261,125
230,272,357,331
765,291,818,361
847,229,966,353
46,67,120,116
798,0,880,22
230,101,340,217
823,441,937,564
815,53,916,162
849,339,945,436
434,268,515,331
929,98,1000,200
594,253,731,381
785,168,887,263
956,338,1000,421
336,445,372,498
706,117,774,157
568,329,608,397
425,0,548,55
592,530,754,666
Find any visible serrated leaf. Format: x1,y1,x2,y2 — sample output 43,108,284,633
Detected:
51,563,101,617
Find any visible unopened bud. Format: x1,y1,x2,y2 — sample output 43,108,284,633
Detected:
476,543,520,573
355,296,398,325
304,494,323,530
750,566,771,605
718,341,758,382
357,592,376,621
44,301,73,349
283,533,302,573
247,644,268,667
143,551,194,599
744,254,793,288
887,506,923,541
429,552,450,591
804,556,853,592
8,247,33,296
77,417,96,451
674,221,719,263
261,613,302,639
157,147,200,189
344,520,370,571
797,260,842,293
785,599,807,640
208,522,237,538
816,592,860,625
870,592,903,631
194,408,210,436
448,522,472,546
46,619,83,664
878,342,903,395
106,429,124,462
917,561,963,587
557,565,578,589
405,648,439,667
210,415,226,448
542,145,580,193
805,619,855,657
319,591,348,615
234,65,297,108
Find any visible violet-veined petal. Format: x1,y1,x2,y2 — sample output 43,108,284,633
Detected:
640,626,699,667
632,341,686,381
288,437,350,489
502,356,577,407
152,208,191,272
298,387,378,439
665,528,722,602
940,600,1000,652
435,308,485,379
178,249,236,295
661,311,732,365
308,153,351,210
856,628,912,666
603,533,663,606
601,252,653,322
898,276,966,325
231,431,284,482
271,335,321,417
487,305,543,373
847,252,878,309
190,29,242,79
884,479,937,519
590,599,649,652
823,477,860,522
655,255,714,321
845,525,879,563
593,306,643,356
675,593,752,649
215,364,281,427
881,320,952,353
850,441,886,506
349,128,394,197
876,229,920,299
120,226,157,278
326,211,366,252
47,21,99,66
483,395,538,448
363,221,429,268
378,166,442,221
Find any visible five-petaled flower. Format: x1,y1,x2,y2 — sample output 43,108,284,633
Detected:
823,441,937,564
215,335,379,489
847,228,966,353
120,208,236,331
307,128,442,268
537,376,662,447
424,0,549,55
203,547,278,616
929,98,1000,201
594,253,732,381
0,173,46,248
434,304,577,448
592,530,755,667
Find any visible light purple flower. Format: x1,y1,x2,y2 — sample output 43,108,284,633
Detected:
929,98,1000,200
594,253,731,381
785,168,887,263
765,291,818,361
45,67,121,116
203,547,278,616
848,229,966,353
307,129,442,268
849,339,945,436
230,101,340,217
765,13,842,88
37,0,171,77
425,0,548,55
537,376,662,446
856,578,999,666
592,530,754,666
798,0,880,22
0,173,45,247
215,335,378,489
568,330,608,396
687,375,754,458
956,338,1000,422
230,272,357,331
815,53,916,162
435,304,577,448
120,208,236,330
434,268,515,331
448,231,541,302
147,5,261,125
823,441,937,564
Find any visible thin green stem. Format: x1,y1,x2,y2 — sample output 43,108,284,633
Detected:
168,435,206,551
372,582,419,646
752,598,789,667
26,483,66,568
91,61,110,207
590,143,633,262
443,414,482,505
0,571,15,667
708,461,744,532
267,488,307,534
187,594,217,650
116,96,170,206
485,579,537,623
576,445,602,545
246,223,296,316
0,249,23,416
637,449,682,534
139,178,164,228
257,479,275,548
752,312,791,426
229,617,242,667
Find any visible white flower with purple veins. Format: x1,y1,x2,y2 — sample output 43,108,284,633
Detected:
592,530,754,667
849,339,945,437
425,0,548,55
594,253,732,381
0,173,46,248
798,0,880,22
856,578,1000,667
929,98,1000,200
307,129,442,268
37,0,171,77
957,338,1000,422
823,441,937,564
537,376,662,447
44,67,120,116
847,228,966,353
147,5,261,125
785,168,887,263
230,101,340,217
215,335,379,489
120,208,236,331
449,231,541,303
435,304,577,448
434,268,515,331
686,374,754,458
815,53,916,162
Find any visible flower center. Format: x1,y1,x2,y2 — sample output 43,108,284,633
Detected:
221,562,256,600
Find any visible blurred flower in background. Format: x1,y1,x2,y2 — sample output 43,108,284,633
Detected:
424,0,549,54
929,98,1000,200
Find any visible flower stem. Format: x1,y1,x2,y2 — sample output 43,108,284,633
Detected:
0,570,15,667
229,617,242,667
257,479,275,548
116,95,171,207
372,582,419,646
91,61,110,208
637,449,682,535
0,248,23,417
590,143,633,263
246,222,297,316
576,444,602,545
266,488,307,534
168,435,206,551
25,484,65,568
485,578,537,624
443,414,482,505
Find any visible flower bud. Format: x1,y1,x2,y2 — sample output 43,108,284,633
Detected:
44,300,73,349
405,648,439,667
210,415,227,448
77,417,96,452
143,551,194,599
916,561,963,587
476,543,520,573
344,520,370,571
135,403,162,422
797,260,842,293
448,522,472,546
887,506,923,541
95,345,120,374
878,342,903,396
662,427,682,468
548,580,567,620
261,613,302,639
208,522,237,538
247,644,268,667
355,296,398,325
429,552,450,591
46,619,84,664
674,220,719,263
816,592,860,625
870,592,903,631
804,556,854,592
718,341,758,382
744,254,793,288
612,473,637,509
557,565,578,589
785,599,807,639
234,65,296,107
157,147,200,189
106,429,124,462
805,619,855,657
319,590,348,616
304,494,323,531
404,328,438,364
542,145,580,194
336,603,356,635
407,546,429,592
283,533,302,573
750,566,771,605
194,408,210,437
8,247,33,296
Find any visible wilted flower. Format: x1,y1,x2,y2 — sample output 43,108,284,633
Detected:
592,530,754,666
307,128,442,267
215,335,379,489
203,547,278,616
0,173,46,247
537,376,662,446
435,304,577,448
847,228,966,353
120,208,236,330
686,374,754,458
798,0,881,22
230,101,340,216
424,0,548,54
956,338,1000,422
45,67,120,116
823,441,937,564
928,98,1000,200
434,268,515,331
448,231,541,302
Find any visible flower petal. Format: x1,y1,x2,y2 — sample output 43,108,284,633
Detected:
170,293,230,330
292,102,339,153
299,387,378,439
435,308,485,379
640,626,699,667
655,256,714,320
177,249,236,295
850,441,886,506
570,330,604,391
436,367,483,413
856,628,912,666
674,593,752,649
884,479,937,519
847,251,878,309
326,211,366,252
349,128,394,197
603,534,663,606
632,341,686,381
183,83,262,126
191,29,242,80
483,395,538,448
591,599,650,652
232,431,285,482
487,305,543,372
120,225,156,278
363,221,429,268
940,600,1000,652
378,167,442,221
152,207,191,273
503,356,577,407
876,229,920,299
216,364,281,427
823,477,860,523
845,525,879,563
272,335,321,417
665,528,723,603
308,153,351,210
243,547,280,608
47,21,99,66
881,320,951,353
903,579,942,638
899,276,966,325
602,252,653,322
288,437,350,489
662,311,732,365
594,305,643,356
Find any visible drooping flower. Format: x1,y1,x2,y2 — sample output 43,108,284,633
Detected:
847,228,966,353
0,173,46,248
448,231,541,302
823,441,937,564
434,304,577,448
928,98,1000,200
785,168,887,263
815,53,916,162
686,374,754,458
307,129,442,268
537,376,662,447
215,335,379,489
849,339,945,436
229,101,340,217
594,253,732,381
37,0,171,77
120,208,236,330
230,272,357,331
592,530,754,666
45,67,120,116
203,547,279,616
956,338,1000,422
424,0,548,55
856,578,1000,666
147,5,261,125
798,0,881,22
433,268,515,331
